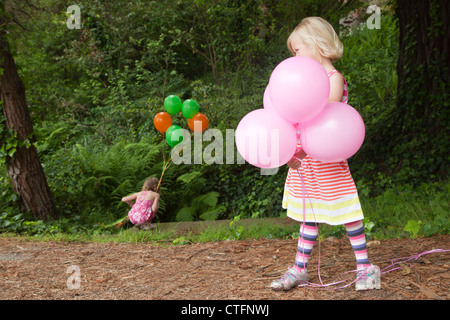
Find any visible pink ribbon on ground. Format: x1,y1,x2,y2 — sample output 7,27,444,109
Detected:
295,167,449,290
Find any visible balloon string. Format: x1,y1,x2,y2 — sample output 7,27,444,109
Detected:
156,131,194,193
379,249,450,275
156,133,168,194
297,166,323,286
295,168,450,290
156,158,172,194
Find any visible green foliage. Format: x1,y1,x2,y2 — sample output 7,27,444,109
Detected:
0,211,58,235
335,14,400,194
0,110,33,161
393,0,449,184
359,182,450,238
0,1,448,241
175,190,226,222
39,134,166,224
0,181,448,239
211,164,287,220
403,220,422,239
175,171,226,221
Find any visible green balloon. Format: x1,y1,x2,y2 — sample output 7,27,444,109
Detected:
165,125,184,147
164,95,182,115
181,99,200,119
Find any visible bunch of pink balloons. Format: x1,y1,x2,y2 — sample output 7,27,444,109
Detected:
235,56,365,168
235,109,297,169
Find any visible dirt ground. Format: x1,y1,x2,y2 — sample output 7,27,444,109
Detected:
0,219,448,302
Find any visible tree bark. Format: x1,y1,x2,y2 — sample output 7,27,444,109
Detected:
395,0,449,179
396,0,449,128
0,11,56,220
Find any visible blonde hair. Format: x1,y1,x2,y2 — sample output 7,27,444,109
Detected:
142,177,159,192
287,17,343,63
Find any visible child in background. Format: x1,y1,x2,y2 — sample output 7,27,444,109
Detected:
121,177,160,230
270,17,381,291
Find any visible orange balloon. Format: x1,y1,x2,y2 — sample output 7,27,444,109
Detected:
188,113,209,132
153,112,172,133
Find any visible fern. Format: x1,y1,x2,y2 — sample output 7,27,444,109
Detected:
177,171,203,184
67,137,168,221
176,207,196,222
199,205,226,221
111,179,134,207
193,191,219,208
176,191,225,222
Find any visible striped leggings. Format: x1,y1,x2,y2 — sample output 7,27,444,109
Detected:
294,220,370,271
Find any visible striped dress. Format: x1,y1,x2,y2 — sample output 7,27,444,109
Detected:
282,70,364,226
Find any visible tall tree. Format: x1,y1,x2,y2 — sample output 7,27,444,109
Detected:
395,0,449,180
0,1,56,220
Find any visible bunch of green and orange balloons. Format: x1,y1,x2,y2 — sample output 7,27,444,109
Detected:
153,95,209,147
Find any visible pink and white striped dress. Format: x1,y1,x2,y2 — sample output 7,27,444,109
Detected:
282,70,363,226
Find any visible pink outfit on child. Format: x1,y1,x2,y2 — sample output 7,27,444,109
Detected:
328,69,348,103
128,191,155,226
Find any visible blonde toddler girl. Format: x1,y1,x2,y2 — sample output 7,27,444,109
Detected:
270,17,381,291
121,177,160,230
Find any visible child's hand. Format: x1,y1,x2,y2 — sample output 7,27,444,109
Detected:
287,149,307,169
287,157,302,169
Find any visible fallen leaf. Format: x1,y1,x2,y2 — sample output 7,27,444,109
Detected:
401,266,411,275
367,240,381,247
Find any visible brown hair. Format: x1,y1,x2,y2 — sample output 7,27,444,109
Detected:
142,177,159,192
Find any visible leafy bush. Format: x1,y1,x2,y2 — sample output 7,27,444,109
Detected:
360,182,450,238
40,136,163,222
0,211,58,235
335,15,400,194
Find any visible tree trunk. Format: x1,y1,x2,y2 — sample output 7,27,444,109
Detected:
395,0,449,178
396,0,449,129
0,14,56,220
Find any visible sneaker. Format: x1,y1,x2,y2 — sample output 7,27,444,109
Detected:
355,265,381,291
270,267,308,291
139,223,155,231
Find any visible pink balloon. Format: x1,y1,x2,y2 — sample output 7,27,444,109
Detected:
300,102,365,162
263,85,274,111
268,56,330,123
235,109,297,168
